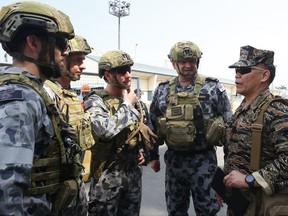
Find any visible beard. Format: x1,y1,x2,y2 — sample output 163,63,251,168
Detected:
38,44,63,79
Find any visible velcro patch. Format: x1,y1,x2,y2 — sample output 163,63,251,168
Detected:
0,90,24,102
199,94,209,100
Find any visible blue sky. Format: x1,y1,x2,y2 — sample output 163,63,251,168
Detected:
0,0,287,88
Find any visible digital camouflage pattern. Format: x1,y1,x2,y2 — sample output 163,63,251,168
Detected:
44,79,92,216
150,75,232,216
229,45,274,68
0,67,55,215
89,167,142,215
168,40,202,62
224,88,288,195
85,90,143,216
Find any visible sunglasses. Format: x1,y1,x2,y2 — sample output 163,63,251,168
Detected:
113,65,131,75
235,66,265,75
55,37,68,53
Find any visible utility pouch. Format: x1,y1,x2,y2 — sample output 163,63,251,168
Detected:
61,163,82,180
52,179,78,211
260,189,288,216
90,142,113,182
206,116,225,146
79,112,94,150
166,121,196,147
159,117,167,136
165,104,196,147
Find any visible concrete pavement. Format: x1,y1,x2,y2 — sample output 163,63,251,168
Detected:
85,145,228,216
140,145,227,216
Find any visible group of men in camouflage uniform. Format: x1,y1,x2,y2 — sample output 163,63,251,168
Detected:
1,1,288,216
0,1,94,215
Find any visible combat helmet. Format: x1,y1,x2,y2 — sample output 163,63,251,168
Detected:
98,50,134,78
68,35,92,55
168,40,202,62
0,1,75,78
66,35,91,81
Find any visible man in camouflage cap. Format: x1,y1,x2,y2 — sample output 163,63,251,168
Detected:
0,1,76,215
149,40,232,216
44,35,94,216
223,45,288,215
85,50,156,215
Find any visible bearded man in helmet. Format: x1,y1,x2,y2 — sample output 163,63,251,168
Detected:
85,50,157,216
44,35,95,215
0,1,77,215
149,40,232,216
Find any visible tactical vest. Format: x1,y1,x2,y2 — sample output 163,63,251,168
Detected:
45,80,94,151
88,90,142,181
0,72,65,196
159,75,206,148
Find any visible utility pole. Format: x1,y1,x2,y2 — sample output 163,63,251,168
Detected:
109,0,130,50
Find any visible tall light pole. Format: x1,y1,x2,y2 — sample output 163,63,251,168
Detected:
109,0,130,50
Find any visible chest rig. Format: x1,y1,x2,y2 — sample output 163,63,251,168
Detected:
45,80,94,151
160,75,206,147
89,90,143,181
0,71,65,197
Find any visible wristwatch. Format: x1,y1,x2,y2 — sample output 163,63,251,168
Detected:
245,174,255,188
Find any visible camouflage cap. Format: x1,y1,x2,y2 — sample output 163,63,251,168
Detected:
168,40,202,62
68,35,92,55
229,45,274,68
98,50,134,76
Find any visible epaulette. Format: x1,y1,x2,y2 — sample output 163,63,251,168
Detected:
205,77,219,83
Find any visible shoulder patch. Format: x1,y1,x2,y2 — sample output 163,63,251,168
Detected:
0,89,24,102
205,77,219,83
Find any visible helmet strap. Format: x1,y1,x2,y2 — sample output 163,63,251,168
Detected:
9,36,62,79
107,72,129,89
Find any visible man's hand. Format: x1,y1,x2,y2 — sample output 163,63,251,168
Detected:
223,170,248,189
138,151,146,165
150,159,160,172
122,88,136,105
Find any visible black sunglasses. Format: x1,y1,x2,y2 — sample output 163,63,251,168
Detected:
113,65,131,75
235,66,265,75
55,37,68,53
235,68,252,75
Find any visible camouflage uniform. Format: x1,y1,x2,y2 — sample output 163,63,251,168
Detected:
84,50,154,216
86,91,143,216
150,40,232,216
0,67,55,215
44,80,90,216
223,45,288,215
0,1,75,215
224,89,288,215
150,76,232,216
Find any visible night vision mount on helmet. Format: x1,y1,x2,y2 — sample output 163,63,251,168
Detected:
168,40,202,62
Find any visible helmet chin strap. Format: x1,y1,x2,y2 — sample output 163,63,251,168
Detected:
108,73,130,89
10,36,62,79
176,60,200,80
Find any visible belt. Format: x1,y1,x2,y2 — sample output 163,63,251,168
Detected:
167,146,214,155
107,161,138,171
